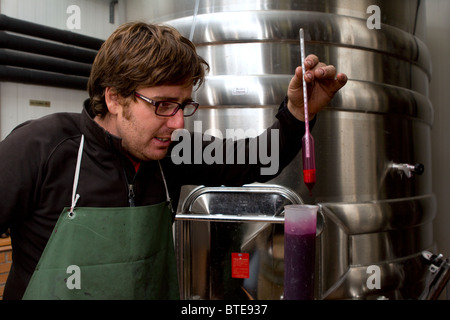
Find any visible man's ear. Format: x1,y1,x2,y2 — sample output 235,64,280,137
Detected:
104,87,121,115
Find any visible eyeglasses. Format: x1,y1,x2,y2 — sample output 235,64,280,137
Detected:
135,92,199,117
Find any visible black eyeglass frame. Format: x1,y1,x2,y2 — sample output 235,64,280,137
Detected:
134,92,199,117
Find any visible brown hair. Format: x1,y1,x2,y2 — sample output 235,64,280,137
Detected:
88,22,209,116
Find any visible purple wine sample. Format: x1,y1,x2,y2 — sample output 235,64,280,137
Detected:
283,204,318,300
284,232,315,300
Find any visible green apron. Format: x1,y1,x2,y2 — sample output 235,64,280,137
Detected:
23,135,179,300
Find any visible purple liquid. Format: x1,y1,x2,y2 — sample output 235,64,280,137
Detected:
284,232,315,300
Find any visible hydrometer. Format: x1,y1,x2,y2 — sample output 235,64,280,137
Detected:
299,28,316,195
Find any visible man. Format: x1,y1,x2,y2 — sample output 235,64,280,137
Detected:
0,22,347,299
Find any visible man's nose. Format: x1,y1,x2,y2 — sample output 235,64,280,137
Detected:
166,109,185,129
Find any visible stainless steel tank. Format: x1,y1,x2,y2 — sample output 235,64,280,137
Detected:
147,0,435,299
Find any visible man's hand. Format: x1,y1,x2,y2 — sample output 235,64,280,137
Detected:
287,54,347,121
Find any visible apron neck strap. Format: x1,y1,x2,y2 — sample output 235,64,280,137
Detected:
158,161,171,204
70,134,85,213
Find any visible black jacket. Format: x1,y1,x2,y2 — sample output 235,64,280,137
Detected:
0,98,310,299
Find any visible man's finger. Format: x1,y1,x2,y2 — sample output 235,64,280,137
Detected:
329,73,348,94
304,54,319,70
289,66,304,89
314,65,337,79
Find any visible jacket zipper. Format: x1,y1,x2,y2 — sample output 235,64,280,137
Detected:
128,184,136,207
108,134,138,208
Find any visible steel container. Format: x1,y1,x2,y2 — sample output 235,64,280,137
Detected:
147,0,435,299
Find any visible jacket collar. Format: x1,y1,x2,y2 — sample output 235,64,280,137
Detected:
80,99,124,154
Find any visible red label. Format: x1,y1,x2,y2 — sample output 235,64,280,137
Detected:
231,252,250,278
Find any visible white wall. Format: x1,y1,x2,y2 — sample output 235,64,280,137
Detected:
0,0,125,139
0,0,121,41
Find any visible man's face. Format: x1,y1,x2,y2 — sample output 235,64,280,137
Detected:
111,84,193,161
